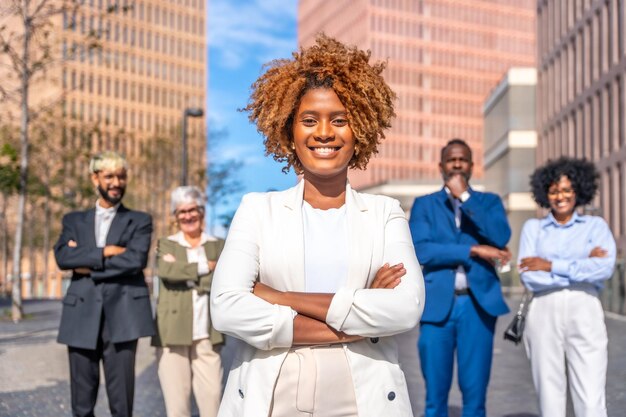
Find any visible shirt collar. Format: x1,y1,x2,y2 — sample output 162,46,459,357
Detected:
444,187,458,203
541,211,586,228
443,186,471,204
168,230,216,248
95,201,120,217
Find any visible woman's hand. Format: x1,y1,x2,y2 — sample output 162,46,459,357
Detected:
253,281,283,305
370,263,406,289
589,246,608,258
162,253,176,263
519,256,552,272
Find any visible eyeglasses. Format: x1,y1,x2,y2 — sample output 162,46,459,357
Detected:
175,207,201,217
547,188,575,198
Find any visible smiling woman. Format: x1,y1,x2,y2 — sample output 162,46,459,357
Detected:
519,157,616,417
153,186,225,417
210,34,425,417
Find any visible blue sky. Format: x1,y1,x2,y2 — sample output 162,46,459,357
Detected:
207,0,299,224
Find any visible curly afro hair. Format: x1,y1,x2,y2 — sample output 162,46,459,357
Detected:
243,33,397,174
529,157,599,208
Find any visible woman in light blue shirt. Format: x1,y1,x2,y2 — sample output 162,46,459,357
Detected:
518,157,616,417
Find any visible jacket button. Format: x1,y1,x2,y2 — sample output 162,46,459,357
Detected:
172,310,177,314
238,389,244,398
387,391,396,401
370,337,379,343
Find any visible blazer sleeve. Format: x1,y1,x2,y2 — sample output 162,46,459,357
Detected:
156,238,199,282
409,197,472,268
325,199,426,337
54,213,104,270
460,192,511,248
90,213,153,280
210,194,295,351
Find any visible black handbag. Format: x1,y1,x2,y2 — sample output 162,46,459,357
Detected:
503,290,532,345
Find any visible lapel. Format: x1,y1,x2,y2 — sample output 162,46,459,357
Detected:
437,188,458,233
345,182,373,289
83,208,97,246
106,204,131,245
281,180,306,292
203,239,220,261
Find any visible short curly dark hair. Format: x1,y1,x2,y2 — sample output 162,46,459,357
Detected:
243,33,397,174
530,157,599,208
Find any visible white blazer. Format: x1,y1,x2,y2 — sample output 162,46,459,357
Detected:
210,180,425,417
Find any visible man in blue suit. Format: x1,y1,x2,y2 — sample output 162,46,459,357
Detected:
409,139,511,417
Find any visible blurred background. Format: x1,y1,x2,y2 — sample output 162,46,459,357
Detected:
0,0,624,319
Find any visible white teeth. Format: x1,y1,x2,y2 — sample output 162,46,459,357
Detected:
312,147,336,155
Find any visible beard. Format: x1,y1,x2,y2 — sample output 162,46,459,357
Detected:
442,171,471,182
97,185,125,205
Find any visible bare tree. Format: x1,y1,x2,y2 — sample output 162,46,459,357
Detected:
0,0,124,321
32,114,95,295
0,139,20,297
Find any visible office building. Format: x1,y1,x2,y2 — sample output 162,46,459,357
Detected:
483,67,537,285
536,0,626,253
299,0,536,189
0,0,206,297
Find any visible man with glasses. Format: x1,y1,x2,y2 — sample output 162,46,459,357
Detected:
153,186,225,417
54,151,154,417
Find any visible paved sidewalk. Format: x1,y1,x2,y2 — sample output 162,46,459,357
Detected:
1,297,625,417
0,299,169,417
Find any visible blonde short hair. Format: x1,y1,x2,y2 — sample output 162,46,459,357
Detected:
89,151,128,174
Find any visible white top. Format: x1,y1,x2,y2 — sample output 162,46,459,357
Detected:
94,201,119,248
168,231,216,341
302,201,349,293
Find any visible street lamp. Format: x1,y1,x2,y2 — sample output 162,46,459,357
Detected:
181,107,204,186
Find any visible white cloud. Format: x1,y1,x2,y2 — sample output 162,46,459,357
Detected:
210,143,265,166
208,0,297,69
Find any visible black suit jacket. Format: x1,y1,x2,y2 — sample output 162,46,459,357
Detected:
54,204,156,349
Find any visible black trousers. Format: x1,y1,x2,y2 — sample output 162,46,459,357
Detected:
68,313,138,417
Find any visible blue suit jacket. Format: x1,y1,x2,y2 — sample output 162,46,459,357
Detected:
409,188,510,323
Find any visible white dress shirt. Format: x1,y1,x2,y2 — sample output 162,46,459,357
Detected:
445,188,470,290
94,201,119,248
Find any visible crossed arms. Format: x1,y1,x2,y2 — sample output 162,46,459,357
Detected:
210,194,424,350
252,263,406,345
54,212,152,280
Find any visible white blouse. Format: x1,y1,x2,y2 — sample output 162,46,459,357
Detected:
169,231,216,341
302,201,349,293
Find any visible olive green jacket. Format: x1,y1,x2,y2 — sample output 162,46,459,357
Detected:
152,235,225,347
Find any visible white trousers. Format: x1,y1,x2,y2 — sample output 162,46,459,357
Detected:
523,288,608,417
269,346,358,417
157,339,223,417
